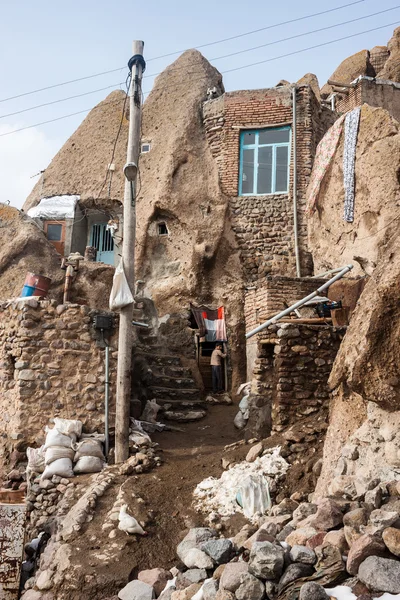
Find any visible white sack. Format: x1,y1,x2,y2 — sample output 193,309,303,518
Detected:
27,446,45,474
74,439,105,461
45,445,75,465
140,399,161,423
238,474,271,518
73,456,104,474
42,458,74,480
44,428,73,450
53,417,82,439
109,260,134,310
129,418,152,446
233,411,247,429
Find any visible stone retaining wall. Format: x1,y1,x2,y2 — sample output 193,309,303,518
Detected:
0,298,117,478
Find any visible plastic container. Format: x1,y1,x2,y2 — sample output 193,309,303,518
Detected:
21,273,51,298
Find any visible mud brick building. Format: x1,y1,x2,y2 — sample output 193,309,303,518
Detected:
334,76,400,122
203,84,335,281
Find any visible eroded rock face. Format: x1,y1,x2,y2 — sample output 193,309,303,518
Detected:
321,50,371,97
308,105,400,277
377,27,400,82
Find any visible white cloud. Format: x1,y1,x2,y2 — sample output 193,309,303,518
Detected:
0,124,61,209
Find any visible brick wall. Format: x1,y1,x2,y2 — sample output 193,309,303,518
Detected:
203,85,336,282
335,78,400,122
0,298,117,477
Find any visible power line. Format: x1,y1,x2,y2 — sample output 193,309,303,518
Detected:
0,0,368,104
1,19,399,138
1,5,396,122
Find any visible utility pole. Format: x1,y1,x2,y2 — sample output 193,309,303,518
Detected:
115,41,145,463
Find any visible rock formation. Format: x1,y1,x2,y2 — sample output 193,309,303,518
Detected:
377,27,400,82
308,105,400,276
296,73,320,100
321,49,371,96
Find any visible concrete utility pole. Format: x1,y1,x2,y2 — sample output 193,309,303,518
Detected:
115,41,145,463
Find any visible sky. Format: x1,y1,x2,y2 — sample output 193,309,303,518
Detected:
0,0,399,208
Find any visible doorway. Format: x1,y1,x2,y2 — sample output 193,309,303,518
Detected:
197,340,227,392
90,223,115,265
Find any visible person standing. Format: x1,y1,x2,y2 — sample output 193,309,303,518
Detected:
210,343,226,394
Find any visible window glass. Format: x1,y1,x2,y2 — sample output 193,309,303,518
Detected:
242,148,255,194
259,128,290,145
242,131,256,145
257,146,273,194
46,224,62,241
275,146,289,192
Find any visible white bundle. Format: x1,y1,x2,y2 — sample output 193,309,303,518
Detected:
74,456,105,474
74,439,105,462
41,458,74,480
26,446,45,474
44,428,74,450
53,417,82,440
45,446,75,465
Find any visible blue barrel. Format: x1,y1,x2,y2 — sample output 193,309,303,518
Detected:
21,285,36,297
20,273,52,298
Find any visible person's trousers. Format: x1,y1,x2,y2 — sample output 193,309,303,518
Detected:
212,365,223,393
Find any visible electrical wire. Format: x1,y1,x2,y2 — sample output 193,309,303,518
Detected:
0,0,368,104
1,20,399,138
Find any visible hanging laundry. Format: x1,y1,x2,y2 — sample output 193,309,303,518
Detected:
190,304,227,342
343,107,361,223
306,114,346,215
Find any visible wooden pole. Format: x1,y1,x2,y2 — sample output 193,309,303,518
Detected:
115,40,145,463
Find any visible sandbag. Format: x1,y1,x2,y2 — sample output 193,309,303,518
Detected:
74,439,105,461
45,445,75,465
237,474,271,518
41,458,74,480
53,417,82,439
233,411,247,429
73,456,104,474
140,399,161,423
26,446,45,474
44,428,73,450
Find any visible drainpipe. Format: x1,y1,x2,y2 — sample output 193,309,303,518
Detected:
245,264,353,339
104,335,110,457
292,86,301,278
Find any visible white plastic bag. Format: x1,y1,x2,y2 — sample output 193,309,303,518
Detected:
74,439,105,461
44,428,74,450
233,411,247,429
237,474,271,518
27,446,45,474
109,260,134,310
74,456,104,474
53,417,82,439
45,446,75,465
41,458,74,480
129,418,152,446
140,400,161,423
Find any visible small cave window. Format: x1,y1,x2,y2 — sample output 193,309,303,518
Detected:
141,143,151,154
158,222,169,236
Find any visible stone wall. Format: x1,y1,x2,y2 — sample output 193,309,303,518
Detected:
246,323,345,441
203,85,336,281
0,298,117,477
335,78,400,122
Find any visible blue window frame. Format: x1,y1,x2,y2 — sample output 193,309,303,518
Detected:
239,126,291,196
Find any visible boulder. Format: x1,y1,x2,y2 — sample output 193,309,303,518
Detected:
323,529,348,553
346,534,386,576
289,546,316,565
213,566,226,581
171,584,201,600
202,539,233,564
343,508,368,529
36,570,53,591
235,573,265,600
304,499,343,531
369,509,400,530
343,525,362,547
232,525,257,551
182,548,214,569
118,580,156,600
364,486,383,509
249,542,285,580
299,582,329,600
138,569,172,597
382,527,400,557
278,563,314,589
243,527,275,551
203,579,219,600
246,443,264,463
276,525,295,543
176,570,208,590
177,529,218,565
306,533,326,550
220,563,249,593
286,528,318,547
358,556,400,593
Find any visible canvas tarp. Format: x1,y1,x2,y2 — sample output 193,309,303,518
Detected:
27,195,80,220
190,304,227,342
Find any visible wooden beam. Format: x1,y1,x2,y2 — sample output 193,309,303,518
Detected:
328,79,355,89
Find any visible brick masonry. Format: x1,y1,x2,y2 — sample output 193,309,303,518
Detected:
335,78,400,122
0,298,117,479
203,85,336,282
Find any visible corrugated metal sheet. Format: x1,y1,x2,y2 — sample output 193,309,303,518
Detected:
0,504,26,600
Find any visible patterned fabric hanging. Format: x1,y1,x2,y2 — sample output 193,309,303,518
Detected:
343,107,361,223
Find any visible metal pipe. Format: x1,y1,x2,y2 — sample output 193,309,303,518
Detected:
104,339,110,458
132,320,149,328
292,86,301,278
245,264,353,339
311,266,348,279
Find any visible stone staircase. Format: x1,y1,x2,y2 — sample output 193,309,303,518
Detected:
132,300,206,421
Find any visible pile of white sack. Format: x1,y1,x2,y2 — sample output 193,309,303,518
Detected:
233,382,251,430
27,418,106,480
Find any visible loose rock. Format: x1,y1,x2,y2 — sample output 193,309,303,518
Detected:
235,573,265,600
299,582,329,600
220,563,249,593
249,542,285,581
346,534,386,576
289,546,316,565
202,539,233,564
358,556,400,593
118,580,156,600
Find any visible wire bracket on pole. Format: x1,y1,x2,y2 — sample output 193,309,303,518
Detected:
128,54,146,73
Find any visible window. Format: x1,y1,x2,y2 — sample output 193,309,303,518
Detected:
158,222,168,236
239,127,291,196
141,143,151,153
45,223,62,241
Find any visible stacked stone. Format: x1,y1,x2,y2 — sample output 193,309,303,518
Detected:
26,475,77,537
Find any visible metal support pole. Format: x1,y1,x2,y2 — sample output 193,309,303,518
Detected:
115,41,145,463
104,340,110,458
246,264,353,339
292,86,301,278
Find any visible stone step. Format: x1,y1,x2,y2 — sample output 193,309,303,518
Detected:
149,374,197,389
148,386,201,401
157,398,207,408
151,365,192,378
143,354,182,367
